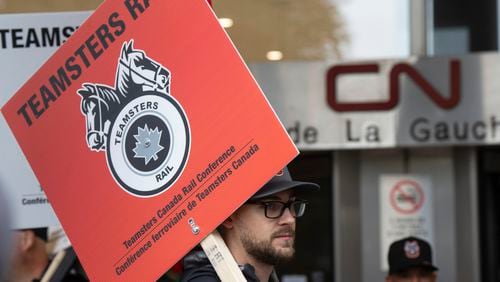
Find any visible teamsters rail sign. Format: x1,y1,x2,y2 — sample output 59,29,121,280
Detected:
1,1,298,281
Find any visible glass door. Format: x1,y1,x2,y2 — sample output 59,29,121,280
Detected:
479,147,500,282
276,151,334,282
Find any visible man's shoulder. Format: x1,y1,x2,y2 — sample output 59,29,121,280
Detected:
180,247,262,282
180,264,219,282
180,247,220,282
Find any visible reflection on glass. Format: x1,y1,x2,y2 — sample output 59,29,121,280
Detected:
214,0,348,62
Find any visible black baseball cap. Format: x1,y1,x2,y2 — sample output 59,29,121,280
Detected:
250,167,319,200
388,236,438,274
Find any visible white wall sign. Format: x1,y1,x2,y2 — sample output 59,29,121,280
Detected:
379,175,434,271
249,53,500,149
0,11,90,229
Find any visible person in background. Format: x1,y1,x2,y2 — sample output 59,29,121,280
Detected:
8,228,50,281
181,167,319,282
386,236,438,282
8,228,88,282
0,184,12,279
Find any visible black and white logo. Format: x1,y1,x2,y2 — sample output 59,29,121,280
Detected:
78,40,190,197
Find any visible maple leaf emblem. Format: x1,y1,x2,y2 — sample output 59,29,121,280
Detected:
132,124,164,165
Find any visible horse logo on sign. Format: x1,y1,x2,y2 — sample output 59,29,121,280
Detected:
78,40,190,197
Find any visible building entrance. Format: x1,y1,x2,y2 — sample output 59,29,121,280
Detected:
276,151,334,282
479,147,500,282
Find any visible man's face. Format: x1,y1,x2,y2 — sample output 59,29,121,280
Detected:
232,190,297,265
386,267,437,282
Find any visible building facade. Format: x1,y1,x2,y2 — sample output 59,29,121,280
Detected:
2,0,499,281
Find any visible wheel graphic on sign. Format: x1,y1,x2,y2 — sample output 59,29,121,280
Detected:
389,179,424,214
77,41,191,197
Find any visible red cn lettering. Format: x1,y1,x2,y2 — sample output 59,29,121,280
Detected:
326,60,461,112
390,60,460,109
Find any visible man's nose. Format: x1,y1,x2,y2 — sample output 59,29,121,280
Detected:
278,207,295,224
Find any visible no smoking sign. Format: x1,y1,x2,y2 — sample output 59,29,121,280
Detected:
389,179,424,214
380,175,434,271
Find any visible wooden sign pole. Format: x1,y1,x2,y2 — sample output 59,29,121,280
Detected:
41,249,67,282
41,247,78,282
200,230,247,282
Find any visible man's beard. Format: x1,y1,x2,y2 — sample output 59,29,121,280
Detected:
240,226,295,266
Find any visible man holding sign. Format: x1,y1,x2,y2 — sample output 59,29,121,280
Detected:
181,167,319,282
1,0,302,280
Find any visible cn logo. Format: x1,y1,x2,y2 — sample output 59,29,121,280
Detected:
326,60,461,112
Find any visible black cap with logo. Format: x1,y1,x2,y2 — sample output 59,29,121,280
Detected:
250,167,319,200
388,236,438,274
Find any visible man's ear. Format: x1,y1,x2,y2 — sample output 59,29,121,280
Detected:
221,216,235,229
19,230,36,252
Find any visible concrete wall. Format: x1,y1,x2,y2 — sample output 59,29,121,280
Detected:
334,148,479,282
360,148,457,281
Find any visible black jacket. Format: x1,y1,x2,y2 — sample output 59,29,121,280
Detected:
180,247,279,282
